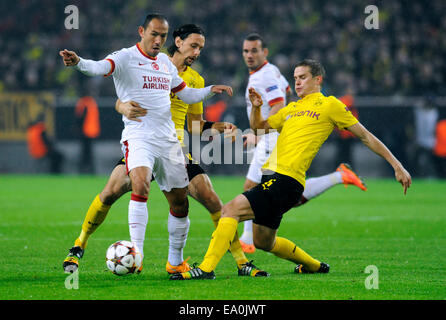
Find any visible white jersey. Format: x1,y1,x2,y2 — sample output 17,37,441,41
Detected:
105,44,187,144
245,61,289,150
245,61,289,121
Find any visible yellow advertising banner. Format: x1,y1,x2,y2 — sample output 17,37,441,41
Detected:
0,92,55,141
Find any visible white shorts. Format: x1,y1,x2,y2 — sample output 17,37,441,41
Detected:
122,138,189,192
246,133,279,183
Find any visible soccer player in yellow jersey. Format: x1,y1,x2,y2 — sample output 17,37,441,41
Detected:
63,24,268,278
239,33,367,254
171,59,412,280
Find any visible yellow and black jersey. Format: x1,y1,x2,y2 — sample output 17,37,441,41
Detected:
170,66,205,144
264,92,359,186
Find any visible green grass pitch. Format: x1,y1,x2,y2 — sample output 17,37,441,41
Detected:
0,174,445,300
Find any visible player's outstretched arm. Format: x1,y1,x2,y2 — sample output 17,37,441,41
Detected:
115,99,147,122
59,49,112,76
176,85,232,105
347,122,412,194
248,88,272,134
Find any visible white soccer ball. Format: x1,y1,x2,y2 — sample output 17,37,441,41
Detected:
105,240,142,276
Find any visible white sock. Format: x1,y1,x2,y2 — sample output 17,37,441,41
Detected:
167,213,190,266
240,220,253,245
128,195,148,258
302,172,342,200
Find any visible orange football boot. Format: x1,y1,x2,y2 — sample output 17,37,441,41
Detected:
336,163,367,191
239,239,256,254
166,257,191,274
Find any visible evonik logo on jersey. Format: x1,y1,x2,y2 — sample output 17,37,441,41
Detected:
286,110,321,121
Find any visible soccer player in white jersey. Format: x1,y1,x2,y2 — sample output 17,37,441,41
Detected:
60,14,232,269
238,34,367,253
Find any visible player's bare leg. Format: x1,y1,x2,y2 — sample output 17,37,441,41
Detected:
188,173,268,276
239,178,258,253
163,187,191,274
100,164,132,205
63,164,131,273
187,173,223,217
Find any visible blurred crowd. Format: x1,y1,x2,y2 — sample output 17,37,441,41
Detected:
1,0,445,98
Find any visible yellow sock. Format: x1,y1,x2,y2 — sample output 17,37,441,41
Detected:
270,237,321,272
199,217,238,272
76,194,111,249
209,212,248,268
209,211,221,228
230,232,249,268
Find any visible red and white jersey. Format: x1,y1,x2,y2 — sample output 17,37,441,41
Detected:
245,61,289,121
105,44,186,143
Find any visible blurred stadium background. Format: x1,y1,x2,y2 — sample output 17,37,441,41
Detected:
1,0,445,178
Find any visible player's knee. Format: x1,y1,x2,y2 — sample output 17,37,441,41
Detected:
131,177,150,197
221,203,232,219
253,236,274,252
221,198,242,220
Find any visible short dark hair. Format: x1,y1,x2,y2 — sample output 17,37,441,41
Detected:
167,24,205,56
141,13,168,29
296,59,326,78
244,33,267,49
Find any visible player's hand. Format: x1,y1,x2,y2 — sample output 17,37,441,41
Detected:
394,165,412,195
211,121,235,134
242,132,258,148
223,122,237,142
119,101,147,122
211,85,233,97
209,122,237,142
59,49,80,66
248,87,263,108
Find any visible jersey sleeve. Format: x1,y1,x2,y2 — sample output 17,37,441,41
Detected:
170,62,187,93
267,104,288,131
328,97,359,130
187,74,205,115
263,76,285,107
104,48,128,77
75,58,114,77
280,75,291,96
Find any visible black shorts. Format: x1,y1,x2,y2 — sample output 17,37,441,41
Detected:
114,157,126,168
115,155,205,182
185,153,205,181
243,171,304,230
